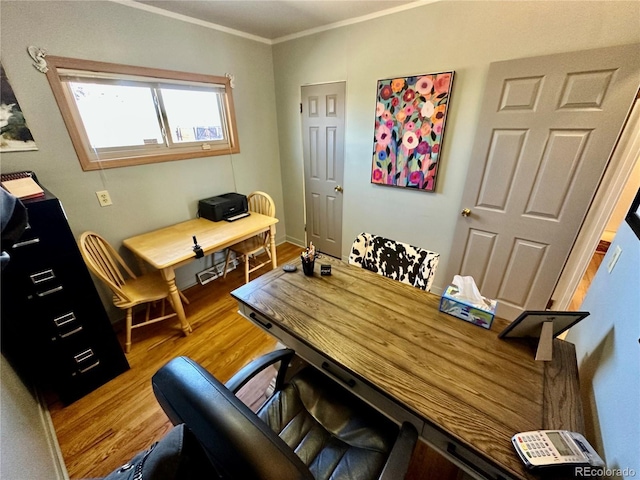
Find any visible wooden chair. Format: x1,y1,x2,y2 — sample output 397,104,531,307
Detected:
223,191,275,284
79,231,182,353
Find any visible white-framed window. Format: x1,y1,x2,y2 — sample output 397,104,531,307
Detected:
45,56,239,171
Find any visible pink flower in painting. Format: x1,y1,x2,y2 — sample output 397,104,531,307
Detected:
434,73,451,94
402,131,419,150
420,100,435,119
376,124,392,147
405,121,416,131
433,122,443,135
416,76,434,95
380,84,393,100
386,120,394,129
372,168,384,182
382,110,392,121
405,105,415,116
409,170,424,185
376,102,385,117
432,143,440,154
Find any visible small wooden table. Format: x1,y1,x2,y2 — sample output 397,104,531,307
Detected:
231,256,584,480
124,213,278,335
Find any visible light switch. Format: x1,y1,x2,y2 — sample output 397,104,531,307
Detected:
607,245,622,273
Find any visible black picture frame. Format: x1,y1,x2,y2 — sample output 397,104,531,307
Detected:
498,310,590,339
625,187,640,240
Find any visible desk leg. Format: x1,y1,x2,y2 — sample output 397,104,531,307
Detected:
269,225,277,269
162,267,192,335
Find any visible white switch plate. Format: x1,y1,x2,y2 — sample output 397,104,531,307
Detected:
607,245,622,273
96,190,113,207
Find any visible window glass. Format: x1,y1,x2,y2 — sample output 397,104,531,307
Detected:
159,87,225,144
69,82,163,149
45,56,239,171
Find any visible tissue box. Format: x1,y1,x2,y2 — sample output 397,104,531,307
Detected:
439,285,497,329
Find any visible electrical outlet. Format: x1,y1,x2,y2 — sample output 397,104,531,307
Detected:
607,245,622,273
96,190,113,207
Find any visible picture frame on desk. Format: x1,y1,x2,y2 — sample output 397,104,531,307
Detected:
625,187,640,240
498,311,590,339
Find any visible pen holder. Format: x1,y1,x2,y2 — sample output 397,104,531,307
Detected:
302,259,315,276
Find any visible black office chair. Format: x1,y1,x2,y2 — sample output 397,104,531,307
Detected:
152,349,418,480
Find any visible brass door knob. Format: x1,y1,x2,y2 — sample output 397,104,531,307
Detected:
334,185,343,193
461,208,471,217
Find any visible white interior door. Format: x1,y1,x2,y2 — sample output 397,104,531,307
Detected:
301,82,345,258
446,44,640,320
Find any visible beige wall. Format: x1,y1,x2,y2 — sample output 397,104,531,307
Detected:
0,1,284,317
273,0,640,293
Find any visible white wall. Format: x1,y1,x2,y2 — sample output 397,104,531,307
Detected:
565,222,640,478
0,1,284,318
0,356,67,480
273,0,640,293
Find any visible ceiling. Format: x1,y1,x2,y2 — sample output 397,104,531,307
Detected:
130,1,423,42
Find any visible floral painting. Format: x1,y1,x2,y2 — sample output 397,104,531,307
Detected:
371,72,454,191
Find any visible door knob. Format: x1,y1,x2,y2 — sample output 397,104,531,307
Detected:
461,208,471,217
334,185,343,193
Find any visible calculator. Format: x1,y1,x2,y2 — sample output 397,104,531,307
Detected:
512,430,604,471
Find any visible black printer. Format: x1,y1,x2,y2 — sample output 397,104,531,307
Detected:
198,193,249,222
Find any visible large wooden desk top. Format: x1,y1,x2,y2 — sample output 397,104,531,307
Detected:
232,256,584,480
123,214,278,270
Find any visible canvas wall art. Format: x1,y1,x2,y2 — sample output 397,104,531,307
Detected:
371,72,454,191
1,63,37,152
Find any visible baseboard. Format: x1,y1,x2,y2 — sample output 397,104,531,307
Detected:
37,388,69,480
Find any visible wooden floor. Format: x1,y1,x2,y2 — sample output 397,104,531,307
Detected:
568,251,605,311
49,242,461,479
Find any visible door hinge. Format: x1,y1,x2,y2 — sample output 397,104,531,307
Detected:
546,298,554,310
300,103,302,114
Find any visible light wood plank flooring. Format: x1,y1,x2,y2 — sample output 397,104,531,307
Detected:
49,242,460,479
568,251,605,311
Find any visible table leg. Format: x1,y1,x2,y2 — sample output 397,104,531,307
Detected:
162,267,192,335
270,225,277,269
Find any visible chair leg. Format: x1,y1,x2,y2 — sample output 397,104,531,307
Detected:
125,308,133,353
223,249,232,278
245,255,250,284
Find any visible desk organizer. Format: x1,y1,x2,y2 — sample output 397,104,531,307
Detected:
439,285,496,329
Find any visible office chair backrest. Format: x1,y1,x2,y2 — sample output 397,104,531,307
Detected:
349,232,440,291
79,231,136,304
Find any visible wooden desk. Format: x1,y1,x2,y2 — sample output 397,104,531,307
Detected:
124,213,278,334
231,256,584,480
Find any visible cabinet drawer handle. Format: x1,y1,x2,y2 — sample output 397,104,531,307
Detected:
53,312,76,327
36,285,63,297
13,238,40,248
78,360,100,374
74,348,94,364
30,269,56,284
321,361,356,388
60,326,83,339
249,312,272,329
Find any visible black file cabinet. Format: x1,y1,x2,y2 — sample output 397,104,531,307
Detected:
1,188,129,405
